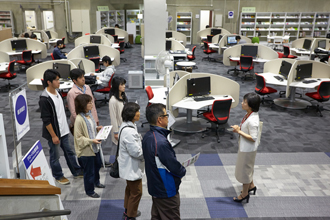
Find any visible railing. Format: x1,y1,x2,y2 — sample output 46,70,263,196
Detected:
0,209,71,220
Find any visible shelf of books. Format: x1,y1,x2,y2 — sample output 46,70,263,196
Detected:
96,10,126,30
176,12,192,44
0,11,14,35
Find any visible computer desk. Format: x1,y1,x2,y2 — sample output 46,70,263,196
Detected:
6,50,42,56
29,78,102,90
290,48,311,55
229,57,270,63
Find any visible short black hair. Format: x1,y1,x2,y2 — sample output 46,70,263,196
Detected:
235,35,241,41
75,94,92,114
102,56,112,65
30,34,37,39
57,40,63,46
70,68,85,82
43,69,60,87
206,25,210,28
115,24,120,28
24,33,30,38
122,102,140,122
244,93,261,112
146,103,166,125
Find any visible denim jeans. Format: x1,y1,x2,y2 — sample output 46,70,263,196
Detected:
78,152,102,195
48,134,82,180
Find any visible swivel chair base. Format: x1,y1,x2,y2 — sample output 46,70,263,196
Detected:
306,104,330,117
0,82,18,92
202,56,216,62
120,58,127,62
202,126,233,143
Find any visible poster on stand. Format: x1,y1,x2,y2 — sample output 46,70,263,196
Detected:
12,89,30,141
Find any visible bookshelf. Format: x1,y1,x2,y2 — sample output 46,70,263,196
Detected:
126,10,141,36
0,11,14,35
240,12,330,41
176,12,192,45
96,10,126,30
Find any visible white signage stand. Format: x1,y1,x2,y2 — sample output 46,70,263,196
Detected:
0,114,10,178
12,89,30,141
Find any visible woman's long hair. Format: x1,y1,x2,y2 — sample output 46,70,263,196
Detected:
109,76,128,103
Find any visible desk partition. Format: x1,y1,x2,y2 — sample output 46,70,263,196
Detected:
169,39,185,51
96,27,128,43
218,34,252,54
26,60,77,91
66,44,120,66
197,28,231,43
163,70,190,87
291,37,315,50
69,58,95,74
263,58,296,75
74,34,112,47
310,38,330,53
21,30,59,49
0,38,47,59
168,73,240,117
0,51,10,63
166,31,187,46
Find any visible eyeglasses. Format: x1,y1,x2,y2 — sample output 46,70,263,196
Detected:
160,114,169,118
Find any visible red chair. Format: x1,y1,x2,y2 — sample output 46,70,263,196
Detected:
202,42,217,62
239,56,254,81
16,50,33,69
187,46,196,61
94,73,115,105
118,41,127,62
51,53,55,60
201,99,234,143
141,86,154,127
85,33,90,35
305,81,330,117
89,57,101,72
255,73,278,104
0,60,18,91
277,46,297,59
61,37,66,48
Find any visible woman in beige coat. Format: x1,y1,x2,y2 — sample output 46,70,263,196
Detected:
231,93,261,203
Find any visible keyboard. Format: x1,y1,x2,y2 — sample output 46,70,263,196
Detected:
274,76,284,81
302,80,317,84
298,49,306,51
214,43,219,46
194,96,215,102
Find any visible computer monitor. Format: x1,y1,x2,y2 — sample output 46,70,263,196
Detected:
166,32,172,38
241,45,258,58
53,63,71,80
78,60,85,72
187,77,211,97
326,33,330,39
45,30,52,39
303,39,312,50
33,32,41,40
318,40,326,49
227,36,237,45
211,28,221,36
173,72,180,85
279,60,292,79
295,63,313,81
104,28,115,35
166,40,171,51
83,45,100,58
11,39,27,52
90,35,101,44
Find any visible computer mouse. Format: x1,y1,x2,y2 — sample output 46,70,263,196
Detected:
318,79,321,80
224,95,228,97
66,83,70,85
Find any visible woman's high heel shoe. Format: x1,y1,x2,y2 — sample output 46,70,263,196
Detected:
241,186,257,195
233,194,250,203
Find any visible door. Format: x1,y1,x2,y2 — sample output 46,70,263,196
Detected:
71,10,82,32
24,10,37,30
42,11,54,30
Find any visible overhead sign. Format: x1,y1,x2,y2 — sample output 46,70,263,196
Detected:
228,11,234,19
12,89,30,141
97,6,109,11
242,7,256,13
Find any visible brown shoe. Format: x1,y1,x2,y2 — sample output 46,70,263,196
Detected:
56,177,70,185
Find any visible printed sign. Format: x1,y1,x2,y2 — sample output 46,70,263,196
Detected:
228,11,234,19
242,7,256,13
12,89,30,141
97,6,109,11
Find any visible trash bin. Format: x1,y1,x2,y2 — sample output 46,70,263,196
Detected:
128,34,134,44
135,35,142,44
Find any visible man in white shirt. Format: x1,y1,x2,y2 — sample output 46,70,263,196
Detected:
90,56,115,92
236,35,247,44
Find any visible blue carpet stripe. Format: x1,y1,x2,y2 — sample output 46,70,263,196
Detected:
205,197,248,218
194,154,223,166
97,199,125,220
325,152,330,158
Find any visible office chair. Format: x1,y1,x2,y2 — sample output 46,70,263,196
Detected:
89,57,101,72
305,81,330,117
239,56,254,81
0,60,18,92
85,33,90,35
187,46,196,61
207,35,213,43
94,74,115,106
51,53,55,60
277,46,297,59
141,86,154,127
112,35,118,43
201,99,234,143
255,73,278,104
61,37,66,48
202,42,217,62
16,50,33,69
118,41,127,62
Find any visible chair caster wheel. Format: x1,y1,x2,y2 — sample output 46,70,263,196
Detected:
202,135,205,138
141,124,144,128
217,139,220,143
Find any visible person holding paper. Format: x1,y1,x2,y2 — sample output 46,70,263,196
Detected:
74,94,104,198
142,103,186,220
231,93,261,203
118,102,144,220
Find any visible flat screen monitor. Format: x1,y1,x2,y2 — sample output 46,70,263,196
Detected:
173,72,180,85
78,60,84,72
33,32,41,40
279,60,292,79
166,32,172,38
83,45,100,58
53,63,71,80
90,35,101,44
11,39,27,52
227,36,237,45
241,45,258,58
166,40,171,51
211,28,221,36
45,30,52,39
318,40,326,49
326,33,330,39
187,77,211,97
104,28,115,35
303,39,312,50
295,63,312,81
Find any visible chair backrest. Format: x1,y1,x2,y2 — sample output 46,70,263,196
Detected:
119,41,125,50
8,60,16,74
61,37,65,44
108,73,115,89
113,35,118,43
203,42,209,50
255,73,266,93
89,57,100,71
283,46,290,56
207,35,213,42
318,81,330,101
145,86,154,100
191,46,196,56
85,33,90,35
50,53,55,60
212,99,232,124
240,56,253,70
22,50,32,62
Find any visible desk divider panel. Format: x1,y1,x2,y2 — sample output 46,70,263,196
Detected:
167,31,187,46
211,34,222,44
218,34,252,55
170,39,185,51
197,28,231,42
104,34,115,44
310,38,330,54
26,60,77,91
0,51,10,62
256,44,278,60
291,37,315,49
66,44,85,60
223,44,242,66
69,58,95,74
263,58,296,74
26,38,47,59
96,27,129,43
163,70,190,87
74,34,112,47
98,45,120,66
0,38,17,52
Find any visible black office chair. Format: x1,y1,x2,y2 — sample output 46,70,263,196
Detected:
112,35,118,43
238,56,254,81
305,81,330,117
207,35,213,43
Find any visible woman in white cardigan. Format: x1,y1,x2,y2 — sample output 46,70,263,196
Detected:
231,93,261,203
118,102,144,220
